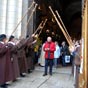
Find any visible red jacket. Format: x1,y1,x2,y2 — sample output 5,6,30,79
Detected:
43,42,56,59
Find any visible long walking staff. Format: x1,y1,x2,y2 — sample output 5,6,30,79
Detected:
25,4,38,29
22,4,38,38
11,1,35,35
55,10,73,45
49,6,72,46
27,19,47,45
34,19,47,39
33,20,44,35
26,20,43,39
38,19,47,37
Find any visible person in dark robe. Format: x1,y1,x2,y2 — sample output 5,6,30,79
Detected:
17,34,36,77
74,42,81,88
0,34,13,88
25,35,37,73
7,36,20,81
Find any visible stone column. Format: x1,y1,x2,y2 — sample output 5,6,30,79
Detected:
5,0,22,38
0,0,7,34
27,0,34,37
21,0,28,38
21,0,35,38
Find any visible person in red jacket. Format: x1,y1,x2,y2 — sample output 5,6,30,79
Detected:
43,37,56,76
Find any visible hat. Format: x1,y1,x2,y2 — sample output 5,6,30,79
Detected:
0,34,6,41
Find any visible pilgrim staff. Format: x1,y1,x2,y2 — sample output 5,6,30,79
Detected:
55,10,73,45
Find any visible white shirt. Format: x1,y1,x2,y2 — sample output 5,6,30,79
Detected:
54,45,61,58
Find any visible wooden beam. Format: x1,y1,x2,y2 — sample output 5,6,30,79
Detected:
79,0,88,88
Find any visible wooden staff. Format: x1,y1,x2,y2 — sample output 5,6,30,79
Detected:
28,20,44,38
49,6,72,46
11,1,35,35
38,19,47,37
25,4,38,28
33,21,44,35
55,10,73,45
34,19,47,39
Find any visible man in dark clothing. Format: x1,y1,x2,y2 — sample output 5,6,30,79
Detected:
61,41,70,66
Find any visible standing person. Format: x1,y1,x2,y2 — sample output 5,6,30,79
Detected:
25,36,37,73
71,39,76,75
7,36,20,81
61,41,70,66
34,45,39,65
43,37,56,76
17,38,28,77
74,42,81,88
0,34,8,88
0,34,13,88
38,43,45,67
54,41,61,68
17,34,36,77
25,45,34,73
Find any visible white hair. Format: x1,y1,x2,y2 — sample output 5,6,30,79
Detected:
47,37,52,42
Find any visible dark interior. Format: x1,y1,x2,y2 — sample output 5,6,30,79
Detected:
34,0,82,44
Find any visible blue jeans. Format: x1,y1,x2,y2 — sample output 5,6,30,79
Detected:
44,59,53,75
62,56,66,66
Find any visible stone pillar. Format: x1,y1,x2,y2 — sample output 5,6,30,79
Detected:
21,0,28,38
0,0,7,34
21,0,35,38
0,0,22,38
27,0,34,37
6,0,22,38
15,0,22,38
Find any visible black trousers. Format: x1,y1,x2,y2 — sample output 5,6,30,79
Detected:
44,59,53,75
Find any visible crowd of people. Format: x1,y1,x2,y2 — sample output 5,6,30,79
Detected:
0,34,81,88
38,36,81,88
38,38,72,69
0,34,37,88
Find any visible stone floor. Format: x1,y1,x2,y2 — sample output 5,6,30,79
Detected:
8,66,74,88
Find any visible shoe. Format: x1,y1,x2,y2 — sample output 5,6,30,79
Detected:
49,73,52,76
28,69,32,73
20,73,25,77
13,79,17,82
43,74,47,76
1,84,8,88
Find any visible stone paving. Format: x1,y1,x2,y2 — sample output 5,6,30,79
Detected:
8,66,74,88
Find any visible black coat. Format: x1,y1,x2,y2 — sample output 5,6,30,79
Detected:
61,45,70,56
